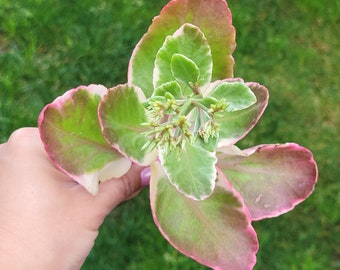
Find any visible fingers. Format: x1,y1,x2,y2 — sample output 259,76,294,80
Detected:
141,167,151,187
95,163,145,212
4,127,75,184
1,127,46,174
5,128,151,218
5,127,42,152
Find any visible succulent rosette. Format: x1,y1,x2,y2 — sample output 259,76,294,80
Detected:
38,0,317,269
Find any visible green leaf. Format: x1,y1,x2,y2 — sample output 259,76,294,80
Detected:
99,84,157,165
170,53,200,85
153,80,182,98
153,23,212,94
159,141,217,200
199,96,219,109
38,84,131,195
208,81,257,112
128,0,235,97
211,81,269,146
150,162,258,269
195,135,219,153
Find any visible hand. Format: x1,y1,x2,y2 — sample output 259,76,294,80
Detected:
0,128,146,270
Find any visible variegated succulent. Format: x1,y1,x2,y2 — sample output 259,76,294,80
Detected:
38,1,317,269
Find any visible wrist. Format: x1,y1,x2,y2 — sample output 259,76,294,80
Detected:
0,220,79,270
0,225,51,269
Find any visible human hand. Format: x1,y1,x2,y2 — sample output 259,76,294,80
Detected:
0,127,147,270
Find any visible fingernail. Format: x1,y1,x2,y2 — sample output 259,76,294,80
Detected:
141,167,151,187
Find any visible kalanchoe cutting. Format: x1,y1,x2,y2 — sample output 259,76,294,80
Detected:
38,0,318,269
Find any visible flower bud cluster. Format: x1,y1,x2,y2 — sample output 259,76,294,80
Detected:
142,91,228,152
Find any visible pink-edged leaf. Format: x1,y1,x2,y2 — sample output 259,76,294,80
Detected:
98,84,158,166
150,161,258,270
208,79,269,147
217,143,318,221
38,84,131,195
128,0,235,97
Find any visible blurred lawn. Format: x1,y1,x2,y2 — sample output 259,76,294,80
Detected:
1,0,339,269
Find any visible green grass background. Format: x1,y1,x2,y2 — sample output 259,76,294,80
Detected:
1,0,339,269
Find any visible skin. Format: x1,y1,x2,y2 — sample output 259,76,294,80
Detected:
0,127,145,270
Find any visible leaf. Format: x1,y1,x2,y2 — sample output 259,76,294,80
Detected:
153,80,182,98
196,135,219,153
217,143,318,220
211,80,269,147
208,81,257,112
38,84,131,195
150,162,258,270
153,23,212,94
170,53,200,86
159,141,217,200
128,0,235,97
98,84,157,166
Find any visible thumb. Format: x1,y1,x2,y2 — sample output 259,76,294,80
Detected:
94,164,150,213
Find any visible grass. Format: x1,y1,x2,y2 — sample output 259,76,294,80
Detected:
1,0,339,269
